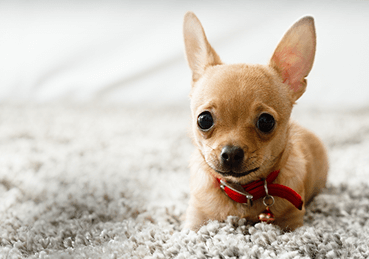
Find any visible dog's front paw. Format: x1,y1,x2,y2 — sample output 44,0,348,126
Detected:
184,205,208,232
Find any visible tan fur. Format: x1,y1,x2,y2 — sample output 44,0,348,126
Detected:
183,12,328,231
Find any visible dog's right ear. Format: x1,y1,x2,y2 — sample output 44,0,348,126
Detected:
269,16,316,102
183,12,222,82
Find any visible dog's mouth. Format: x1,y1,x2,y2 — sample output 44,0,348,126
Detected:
214,167,260,178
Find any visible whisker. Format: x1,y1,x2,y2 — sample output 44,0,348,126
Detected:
204,142,215,151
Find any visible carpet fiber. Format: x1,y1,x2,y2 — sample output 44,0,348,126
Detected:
1,104,369,258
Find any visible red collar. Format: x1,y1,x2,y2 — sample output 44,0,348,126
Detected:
216,170,303,210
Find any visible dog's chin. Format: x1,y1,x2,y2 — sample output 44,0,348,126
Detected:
213,167,260,179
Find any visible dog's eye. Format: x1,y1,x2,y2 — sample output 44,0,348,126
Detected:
197,111,214,131
257,113,275,133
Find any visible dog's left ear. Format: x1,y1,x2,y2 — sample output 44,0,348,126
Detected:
183,12,222,82
270,16,316,102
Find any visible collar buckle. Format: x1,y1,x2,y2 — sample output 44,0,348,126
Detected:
220,179,254,206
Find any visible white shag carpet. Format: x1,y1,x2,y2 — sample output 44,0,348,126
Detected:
1,103,369,259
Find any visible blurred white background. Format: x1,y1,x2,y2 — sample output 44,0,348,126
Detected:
0,0,368,109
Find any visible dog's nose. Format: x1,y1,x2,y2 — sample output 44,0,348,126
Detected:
220,145,244,168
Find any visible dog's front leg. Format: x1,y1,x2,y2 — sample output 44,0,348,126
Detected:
274,205,306,231
183,201,208,231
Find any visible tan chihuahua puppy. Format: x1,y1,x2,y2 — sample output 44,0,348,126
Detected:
183,12,328,231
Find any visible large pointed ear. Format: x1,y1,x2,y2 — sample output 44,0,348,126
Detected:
269,16,316,102
183,12,222,82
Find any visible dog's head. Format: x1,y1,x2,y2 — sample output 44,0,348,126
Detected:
183,12,316,183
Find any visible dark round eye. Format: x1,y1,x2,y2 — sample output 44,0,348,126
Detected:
257,113,275,133
197,111,214,131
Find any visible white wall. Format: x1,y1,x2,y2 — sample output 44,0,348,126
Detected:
0,0,368,109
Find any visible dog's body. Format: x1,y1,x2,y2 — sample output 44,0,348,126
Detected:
183,12,328,231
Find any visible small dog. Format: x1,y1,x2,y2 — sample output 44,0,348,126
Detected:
183,12,328,231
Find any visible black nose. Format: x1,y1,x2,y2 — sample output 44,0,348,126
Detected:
220,145,244,168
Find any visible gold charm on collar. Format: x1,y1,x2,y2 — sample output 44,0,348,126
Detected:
258,179,275,223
